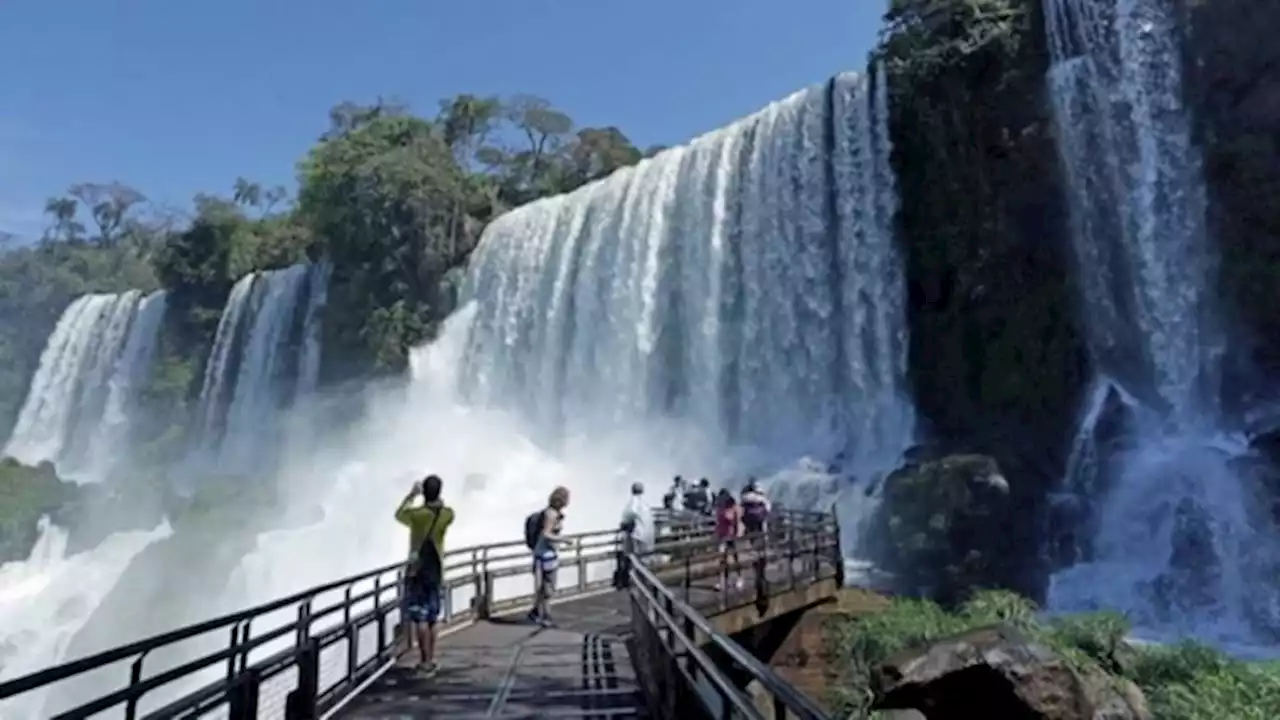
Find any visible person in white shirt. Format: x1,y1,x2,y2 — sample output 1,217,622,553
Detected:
620,482,655,557
662,476,685,512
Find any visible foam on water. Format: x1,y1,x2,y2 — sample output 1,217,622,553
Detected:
0,518,171,718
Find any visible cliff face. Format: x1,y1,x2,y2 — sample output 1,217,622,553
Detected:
1185,0,1280,389
884,0,1090,596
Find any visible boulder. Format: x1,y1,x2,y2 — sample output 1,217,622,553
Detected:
871,624,1149,719
868,454,1024,605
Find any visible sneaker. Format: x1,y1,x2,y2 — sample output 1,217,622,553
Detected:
415,662,439,678
537,615,556,628
733,577,743,590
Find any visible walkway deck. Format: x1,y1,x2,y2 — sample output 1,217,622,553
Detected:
336,565,780,718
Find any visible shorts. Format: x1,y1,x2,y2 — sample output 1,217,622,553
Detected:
717,538,737,552
533,551,558,594
403,578,442,624
743,517,765,535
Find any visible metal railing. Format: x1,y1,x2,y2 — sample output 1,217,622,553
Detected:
0,507,840,720
627,509,841,720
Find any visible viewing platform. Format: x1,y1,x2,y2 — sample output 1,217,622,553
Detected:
0,509,846,720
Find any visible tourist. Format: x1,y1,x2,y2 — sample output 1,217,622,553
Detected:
684,478,713,516
394,474,455,677
713,488,743,591
524,486,570,627
662,475,685,511
741,478,771,548
620,481,654,557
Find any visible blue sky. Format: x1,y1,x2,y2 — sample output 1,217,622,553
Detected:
0,1,883,239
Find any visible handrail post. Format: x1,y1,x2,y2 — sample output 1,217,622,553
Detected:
480,549,495,620
683,551,692,598
123,654,145,720
473,550,489,620
374,573,388,655
575,537,587,592
227,667,261,720
832,507,846,587
284,636,320,720
284,601,318,719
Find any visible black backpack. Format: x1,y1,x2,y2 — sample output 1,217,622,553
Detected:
684,488,708,513
524,509,546,550
413,508,446,587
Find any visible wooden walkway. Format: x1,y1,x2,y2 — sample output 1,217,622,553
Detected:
335,564,782,719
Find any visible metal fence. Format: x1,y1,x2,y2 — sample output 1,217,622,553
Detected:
627,509,841,720
0,508,840,720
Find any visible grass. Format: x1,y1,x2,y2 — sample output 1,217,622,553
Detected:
823,589,1280,719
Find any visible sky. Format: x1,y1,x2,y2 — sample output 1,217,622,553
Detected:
0,0,884,240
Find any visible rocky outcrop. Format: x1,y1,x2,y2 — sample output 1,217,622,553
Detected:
868,454,1042,604
0,458,80,562
871,624,1150,719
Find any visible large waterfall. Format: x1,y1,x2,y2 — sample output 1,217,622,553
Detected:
1044,0,1280,644
208,71,914,681
189,262,330,475
460,70,913,479
3,290,167,482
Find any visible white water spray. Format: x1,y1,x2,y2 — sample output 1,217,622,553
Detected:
0,518,171,718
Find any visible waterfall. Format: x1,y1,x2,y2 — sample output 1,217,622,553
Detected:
78,292,168,483
459,71,913,483
189,263,329,475
1044,0,1280,644
3,291,167,481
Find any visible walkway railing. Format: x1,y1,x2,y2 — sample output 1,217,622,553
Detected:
0,506,840,720
629,509,841,720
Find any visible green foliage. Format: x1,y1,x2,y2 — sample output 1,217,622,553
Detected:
825,590,1280,719
0,458,80,561
0,191,161,439
296,94,643,377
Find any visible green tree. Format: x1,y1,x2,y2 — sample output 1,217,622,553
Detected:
299,109,468,374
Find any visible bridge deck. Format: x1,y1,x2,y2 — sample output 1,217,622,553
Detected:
336,563,781,719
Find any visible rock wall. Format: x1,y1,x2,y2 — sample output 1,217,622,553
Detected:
883,0,1091,595
1184,0,1280,393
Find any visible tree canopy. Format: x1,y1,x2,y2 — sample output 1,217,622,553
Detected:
0,92,646,437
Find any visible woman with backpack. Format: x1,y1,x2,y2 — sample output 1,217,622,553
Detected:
713,488,743,591
524,486,571,627
740,479,771,552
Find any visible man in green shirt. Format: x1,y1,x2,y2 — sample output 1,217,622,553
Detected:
395,474,455,676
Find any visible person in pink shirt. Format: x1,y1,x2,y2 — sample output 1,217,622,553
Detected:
713,488,743,591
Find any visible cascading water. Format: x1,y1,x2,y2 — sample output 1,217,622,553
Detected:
189,263,329,475
79,291,168,483
1044,0,1280,644
217,71,914,652
0,517,170,717
461,69,913,493
3,290,167,482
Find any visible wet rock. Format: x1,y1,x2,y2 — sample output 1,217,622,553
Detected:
871,624,1150,719
868,454,1026,605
